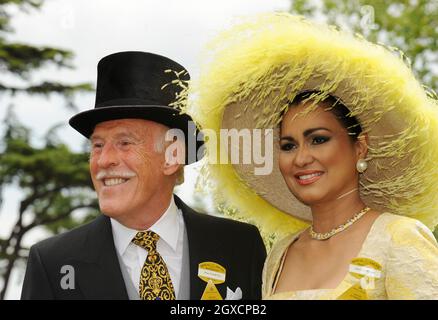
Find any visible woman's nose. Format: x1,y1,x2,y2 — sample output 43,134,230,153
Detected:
293,145,314,167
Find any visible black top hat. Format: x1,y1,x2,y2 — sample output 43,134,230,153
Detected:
69,51,203,164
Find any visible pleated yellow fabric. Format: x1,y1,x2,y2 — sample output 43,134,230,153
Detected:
132,231,176,300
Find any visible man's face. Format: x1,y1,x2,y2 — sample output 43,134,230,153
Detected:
89,119,168,221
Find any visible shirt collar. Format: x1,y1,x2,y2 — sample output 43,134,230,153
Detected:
111,196,180,256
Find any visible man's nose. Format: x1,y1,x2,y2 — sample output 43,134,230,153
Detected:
97,142,120,168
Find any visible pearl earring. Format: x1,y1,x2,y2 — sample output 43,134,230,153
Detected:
356,159,368,173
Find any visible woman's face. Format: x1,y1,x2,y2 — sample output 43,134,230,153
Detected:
279,101,367,206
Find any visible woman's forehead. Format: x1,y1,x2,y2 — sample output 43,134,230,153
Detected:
282,104,340,129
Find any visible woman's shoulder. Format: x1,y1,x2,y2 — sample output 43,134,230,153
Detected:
262,230,305,297
377,213,438,299
378,212,436,242
263,230,305,275
268,230,304,256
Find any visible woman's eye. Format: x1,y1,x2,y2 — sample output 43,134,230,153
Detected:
312,136,330,145
280,143,296,151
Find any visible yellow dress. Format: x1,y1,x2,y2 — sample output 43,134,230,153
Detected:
262,213,438,300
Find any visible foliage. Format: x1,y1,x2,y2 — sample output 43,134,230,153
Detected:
0,0,93,104
0,0,93,298
0,108,98,299
289,0,438,91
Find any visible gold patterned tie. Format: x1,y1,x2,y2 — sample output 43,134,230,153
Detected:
132,231,176,300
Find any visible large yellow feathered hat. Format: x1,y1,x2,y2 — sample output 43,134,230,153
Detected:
188,13,438,236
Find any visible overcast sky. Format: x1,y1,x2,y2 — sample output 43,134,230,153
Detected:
1,0,291,300
3,0,290,145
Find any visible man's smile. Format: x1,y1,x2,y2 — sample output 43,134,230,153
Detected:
102,177,130,187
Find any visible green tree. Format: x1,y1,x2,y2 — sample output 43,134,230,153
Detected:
0,0,95,299
0,0,91,99
0,109,99,299
289,0,438,91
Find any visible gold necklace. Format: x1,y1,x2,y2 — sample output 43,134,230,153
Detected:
309,207,371,240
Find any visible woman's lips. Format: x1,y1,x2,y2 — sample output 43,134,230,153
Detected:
294,171,324,185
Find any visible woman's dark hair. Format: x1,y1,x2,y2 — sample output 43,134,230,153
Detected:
283,90,363,142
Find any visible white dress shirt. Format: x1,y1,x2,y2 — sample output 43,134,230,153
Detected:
110,196,185,298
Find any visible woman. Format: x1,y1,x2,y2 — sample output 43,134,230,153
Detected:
265,91,438,299
189,13,438,299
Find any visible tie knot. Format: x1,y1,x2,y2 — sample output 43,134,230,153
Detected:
132,230,159,252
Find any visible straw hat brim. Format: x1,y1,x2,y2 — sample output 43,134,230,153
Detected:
190,13,438,234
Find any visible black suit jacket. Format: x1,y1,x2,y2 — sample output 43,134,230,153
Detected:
21,195,266,300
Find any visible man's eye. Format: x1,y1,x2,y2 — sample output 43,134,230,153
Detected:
120,140,133,146
92,142,103,149
280,143,296,151
117,140,137,149
312,136,330,145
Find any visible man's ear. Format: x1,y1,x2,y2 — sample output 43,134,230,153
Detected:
163,161,181,176
163,139,185,176
356,133,369,159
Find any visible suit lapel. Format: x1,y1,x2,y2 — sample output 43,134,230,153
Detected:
174,195,227,300
75,215,129,299
72,197,229,300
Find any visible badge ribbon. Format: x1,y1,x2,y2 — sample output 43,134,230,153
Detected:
198,262,226,300
337,257,382,300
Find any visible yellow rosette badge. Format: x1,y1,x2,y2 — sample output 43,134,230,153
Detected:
338,257,382,300
198,262,226,300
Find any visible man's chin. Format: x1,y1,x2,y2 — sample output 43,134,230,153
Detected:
99,205,123,218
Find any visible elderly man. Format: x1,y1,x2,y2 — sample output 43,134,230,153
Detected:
21,51,266,300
